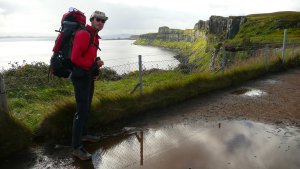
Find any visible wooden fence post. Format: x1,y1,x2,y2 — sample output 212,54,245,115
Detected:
221,47,226,75
282,29,287,64
138,55,143,95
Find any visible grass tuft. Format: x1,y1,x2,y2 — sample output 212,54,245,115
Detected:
0,114,31,158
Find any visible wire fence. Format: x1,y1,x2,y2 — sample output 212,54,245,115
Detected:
1,43,299,101
0,30,300,113
221,43,300,72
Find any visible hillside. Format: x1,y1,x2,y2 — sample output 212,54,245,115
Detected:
228,11,300,45
135,11,300,70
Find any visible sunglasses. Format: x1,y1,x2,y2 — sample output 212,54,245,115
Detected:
95,18,106,23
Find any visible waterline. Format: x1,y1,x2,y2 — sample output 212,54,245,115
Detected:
0,39,179,73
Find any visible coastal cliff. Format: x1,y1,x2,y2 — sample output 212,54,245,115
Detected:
135,11,300,71
138,15,247,43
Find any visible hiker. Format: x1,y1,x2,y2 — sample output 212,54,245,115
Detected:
70,10,107,161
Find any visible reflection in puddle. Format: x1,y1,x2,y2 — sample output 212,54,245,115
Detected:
244,89,267,97
264,79,278,84
231,88,267,97
92,121,300,169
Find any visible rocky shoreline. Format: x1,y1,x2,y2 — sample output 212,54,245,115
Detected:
174,54,189,64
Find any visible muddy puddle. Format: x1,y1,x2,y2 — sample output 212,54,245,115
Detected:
3,120,300,169
92,121,300,169
231,88,267,97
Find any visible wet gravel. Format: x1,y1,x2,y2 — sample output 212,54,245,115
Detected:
138,67,300,128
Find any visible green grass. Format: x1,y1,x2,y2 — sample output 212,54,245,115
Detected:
134,38,192,52
135,35,213,70
0,114,31,158
226,11,300,46
1,48,299,158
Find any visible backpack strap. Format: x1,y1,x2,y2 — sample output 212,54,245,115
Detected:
72,26,101,58
83,27,102,51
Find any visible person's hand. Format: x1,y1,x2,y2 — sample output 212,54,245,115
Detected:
97,59,104,68
93,75,99,80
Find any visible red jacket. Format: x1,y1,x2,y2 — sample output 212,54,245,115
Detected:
71,25,100,71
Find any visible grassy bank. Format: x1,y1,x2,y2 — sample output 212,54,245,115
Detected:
225,12,300,47
38,50,300,141
0,114,31,158
1,48,299,159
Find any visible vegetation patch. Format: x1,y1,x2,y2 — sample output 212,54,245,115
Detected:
0,114,31,159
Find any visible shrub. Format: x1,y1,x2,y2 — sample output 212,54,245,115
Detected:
99,67,122,81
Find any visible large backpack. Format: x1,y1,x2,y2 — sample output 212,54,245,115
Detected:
50,7,93,78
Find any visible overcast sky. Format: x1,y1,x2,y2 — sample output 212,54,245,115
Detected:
0,0,299,37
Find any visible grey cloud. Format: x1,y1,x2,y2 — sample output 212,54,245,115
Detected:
0,0,206,36
226,134,252,154
208,3,229,10
0,2,19,15
98,3,200,35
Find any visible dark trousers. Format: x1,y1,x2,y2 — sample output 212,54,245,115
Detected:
71,74,94,149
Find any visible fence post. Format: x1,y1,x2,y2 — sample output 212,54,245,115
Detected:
221,47,226,75
282,29,287,65
210,48,217,71
0,74,8,116
138,55,143,95
264,47,269,71
292,43,296,64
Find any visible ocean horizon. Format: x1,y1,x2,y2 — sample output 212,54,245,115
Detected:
0,38,179,74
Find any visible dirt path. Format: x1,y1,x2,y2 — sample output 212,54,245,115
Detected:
134,67,300,128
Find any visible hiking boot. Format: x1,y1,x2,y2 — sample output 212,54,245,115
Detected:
72,146,92,161
82,134,101,143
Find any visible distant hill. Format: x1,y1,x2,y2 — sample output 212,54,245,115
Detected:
0,36,56,41
101,34,138,40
